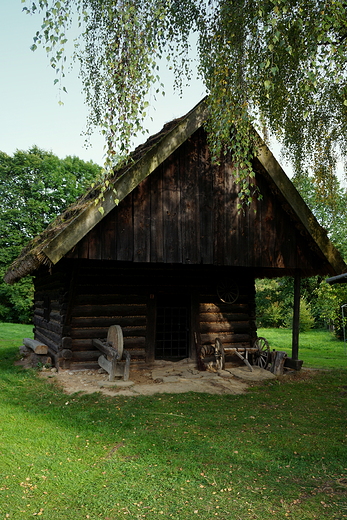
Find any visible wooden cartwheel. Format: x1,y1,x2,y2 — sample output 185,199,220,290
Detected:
200,336,271,372
252,337,270,369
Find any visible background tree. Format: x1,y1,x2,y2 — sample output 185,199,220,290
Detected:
292,170,347,258
0,147,101,323
23,0,347,203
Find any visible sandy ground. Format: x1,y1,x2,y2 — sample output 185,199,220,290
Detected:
37,358,278,397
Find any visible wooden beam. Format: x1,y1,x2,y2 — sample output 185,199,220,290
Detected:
43,99,208,265
23,338,48,355
284,358,303,371
292,270,301,361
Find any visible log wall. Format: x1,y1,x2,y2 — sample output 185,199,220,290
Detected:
33,269,70,366
199,277,257,354
34,262,257,369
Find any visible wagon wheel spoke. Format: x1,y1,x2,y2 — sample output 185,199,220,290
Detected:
217,280,239,304
253,337,270,369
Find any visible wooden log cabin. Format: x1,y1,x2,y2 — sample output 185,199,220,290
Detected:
5,99,346,370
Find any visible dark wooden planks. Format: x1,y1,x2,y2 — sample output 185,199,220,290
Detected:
61,126,334,275
133,176,151,262
150,166,164,263
180,137,200,264
198,128,214,264
101,210,116,260
224,158,238,266
213,161,226,265
162,153,182,263
116,192,134,261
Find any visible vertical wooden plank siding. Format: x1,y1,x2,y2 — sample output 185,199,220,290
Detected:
116,192,134,262
198,128,214,264
224,158,238,266
101,210,116,260
64,126,328,274
133,176,151,262
180,137,200,264
213,161,226,265
252,190,263,268
163,154,182,263
150,166,164,263
87,223,102,260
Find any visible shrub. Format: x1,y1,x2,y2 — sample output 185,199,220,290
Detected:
285,299,315,332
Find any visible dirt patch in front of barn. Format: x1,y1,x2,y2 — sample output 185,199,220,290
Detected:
35,358,283,397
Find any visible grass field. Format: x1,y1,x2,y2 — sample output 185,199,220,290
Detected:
258,328,347,369
0,323,346,519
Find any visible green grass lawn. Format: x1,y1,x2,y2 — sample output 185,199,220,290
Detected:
258,328,347,369
0,323,346,519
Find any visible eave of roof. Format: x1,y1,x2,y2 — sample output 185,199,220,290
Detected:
256,145,346,276
4,98,208,284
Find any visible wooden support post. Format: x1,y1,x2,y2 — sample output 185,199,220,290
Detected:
292,270,301,361
98,354,118,382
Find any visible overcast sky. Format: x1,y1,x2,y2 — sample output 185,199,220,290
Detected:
0,2,205,166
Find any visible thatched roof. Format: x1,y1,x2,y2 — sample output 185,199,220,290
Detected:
4,97,346,284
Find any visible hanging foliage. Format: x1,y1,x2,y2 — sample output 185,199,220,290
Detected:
22,0,347,201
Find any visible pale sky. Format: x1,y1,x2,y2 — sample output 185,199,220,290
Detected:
0,2,205,166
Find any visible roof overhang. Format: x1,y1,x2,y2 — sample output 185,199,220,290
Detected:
4,97,347,284
42,99,209,265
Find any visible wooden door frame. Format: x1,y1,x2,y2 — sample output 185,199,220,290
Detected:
145,291,200,363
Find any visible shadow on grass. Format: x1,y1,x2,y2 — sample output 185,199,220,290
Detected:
0,344,346,519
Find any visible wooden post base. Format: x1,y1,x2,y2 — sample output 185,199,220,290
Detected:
284,358,303,371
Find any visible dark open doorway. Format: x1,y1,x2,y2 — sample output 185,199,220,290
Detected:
155,294,190,360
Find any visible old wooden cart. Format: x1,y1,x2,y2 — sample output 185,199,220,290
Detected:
200,336,270,372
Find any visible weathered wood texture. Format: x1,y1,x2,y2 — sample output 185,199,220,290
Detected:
33,261,258,368
33,270,70,364
31,127,333,368
23,338,48,355
199,277,257,356
65,127,332,277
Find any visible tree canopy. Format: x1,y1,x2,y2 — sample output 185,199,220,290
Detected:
23,0,347,201
0,146,101,322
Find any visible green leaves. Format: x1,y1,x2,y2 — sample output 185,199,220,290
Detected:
24,0,347,192
0,147,102,322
